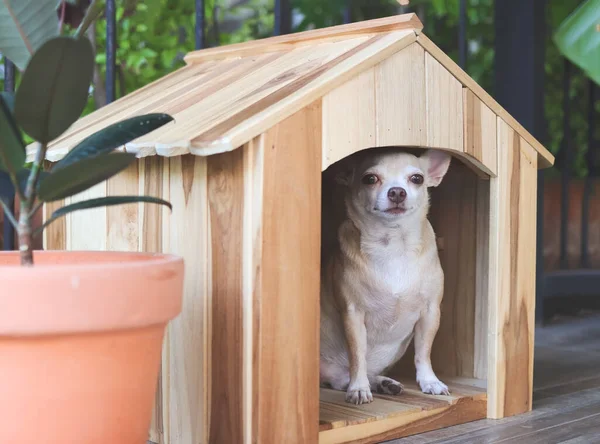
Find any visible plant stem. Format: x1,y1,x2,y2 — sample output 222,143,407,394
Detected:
0,197,18,229
19,142,48,266
75,0,104,39
18,204,33,266
24,142,47,204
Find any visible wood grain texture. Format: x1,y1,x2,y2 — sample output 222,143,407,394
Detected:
42,198,66,250
474,179,490,380
253,101,322,443
40,30,416,162
106,163,140,251
139,157,167,444
319,379,486,444
67,182,107,251
375,42,427,148
463,88,497,176
417,34,553,168
207,149,245,444
425,52,463,153
488,119,538,419
162,155,211,444
192,31,416,154
322,68,376,170
184,13,423,63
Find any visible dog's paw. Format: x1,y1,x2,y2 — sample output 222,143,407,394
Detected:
373,376,404,395
418,379,450,396
345,386,373,405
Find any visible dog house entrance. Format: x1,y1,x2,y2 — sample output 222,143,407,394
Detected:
318,150,489,443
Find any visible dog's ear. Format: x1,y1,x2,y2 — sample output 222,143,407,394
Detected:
421,149,451,187
334,168,355,186
330,159,356,187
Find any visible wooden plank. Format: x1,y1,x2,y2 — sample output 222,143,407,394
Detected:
429,162,477,377
375,42,427,148
207,149,245,444
253,102,322,443
42,198,66,251
162,155,211,444
463,88,497,175
42,63,217,159
425,52,463,153
474,178,490,380
184,13,423,63
140,157,166,444
191,30,416,155
135,36,371,152
322,68,376,170
106,163,140,251
67,182,107,251
417,34,554,168
319,395,486,444
488,119,538,419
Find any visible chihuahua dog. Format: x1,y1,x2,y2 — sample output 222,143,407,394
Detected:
320,148,451,405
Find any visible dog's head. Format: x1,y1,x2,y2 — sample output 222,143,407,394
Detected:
334,148,451,222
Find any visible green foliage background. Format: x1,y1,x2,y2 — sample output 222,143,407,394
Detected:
1,0,596,178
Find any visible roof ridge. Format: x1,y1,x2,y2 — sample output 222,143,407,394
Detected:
183,13,423,64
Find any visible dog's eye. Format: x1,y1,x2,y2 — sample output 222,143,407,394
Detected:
410,174,424,185
361,174,379,185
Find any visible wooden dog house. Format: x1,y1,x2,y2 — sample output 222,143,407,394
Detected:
35,13,554,444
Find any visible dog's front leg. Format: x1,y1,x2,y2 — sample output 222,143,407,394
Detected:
342,305,373,404
414,303,449,395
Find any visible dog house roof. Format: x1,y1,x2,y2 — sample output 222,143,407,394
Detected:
32,13,553,168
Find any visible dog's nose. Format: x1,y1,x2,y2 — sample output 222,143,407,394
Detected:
387,187,406,203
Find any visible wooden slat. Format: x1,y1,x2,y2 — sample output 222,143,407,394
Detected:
192,30,417,155
42,199,66,250
488,118,538,419
207,149,245,443
162,155,211,444
184,13,423,63
322,68,376,170
252,102,322,443
67,183,107,251
318,379,486,444
138,37,369,151
463,88,497,175
474,178,490,380
106,163,140,251
140,157,167,444
375,42,426,148
425,52,463,153
43,62,218,158
417,34,553,168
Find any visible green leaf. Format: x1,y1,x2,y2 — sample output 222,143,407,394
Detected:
0,91,25,174
54,113,173,170
38,152,137,202
554,0,600,87
0,0,59,71
35,194,172,236
15,36,94,143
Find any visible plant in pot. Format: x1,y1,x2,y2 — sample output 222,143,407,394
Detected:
0,2,183,443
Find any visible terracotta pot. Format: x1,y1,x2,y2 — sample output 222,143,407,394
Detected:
0,251,184,444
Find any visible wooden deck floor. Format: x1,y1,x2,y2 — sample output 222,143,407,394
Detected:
386,311,600,443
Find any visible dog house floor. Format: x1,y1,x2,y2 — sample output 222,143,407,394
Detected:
318,377,487,444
